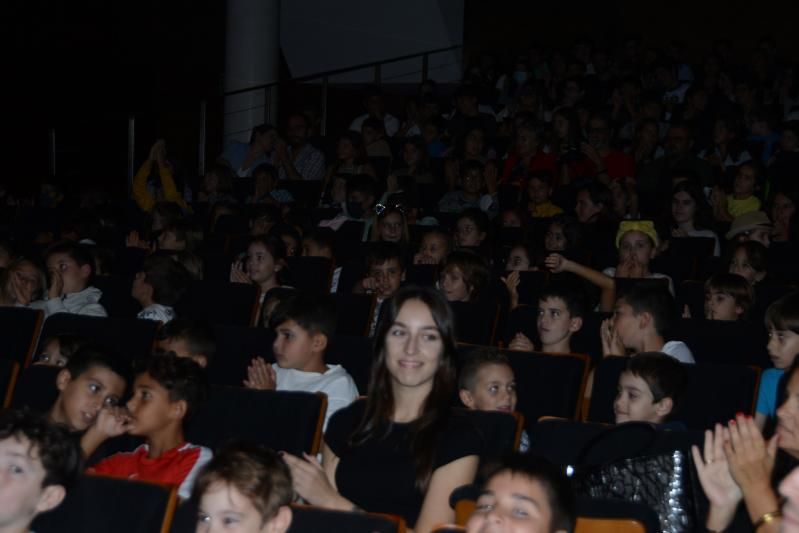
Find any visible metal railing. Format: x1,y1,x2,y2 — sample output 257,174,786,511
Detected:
222,44,463,139
48,45,462,183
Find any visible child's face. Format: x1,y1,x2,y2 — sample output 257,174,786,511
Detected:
0,435,63,531
772,192,796,228
55,366,126,431
246,243,280,285
611,300,641,351
369,259,404,300
671,191,696,224
505,246,531,271
462,169,484,195
125,372,181,437
455,218,485,248
618,231,655,267
384,299,444,390
729,249,765,284
704,289,742,321
37,340,68,368
614,371,669,424
544,223,567,252
272,320,321,372
537,297,580,349
527,178,550,205
501,211,522,228
467,471,557,533
440,266,470,302
46,252,90,295
733,165,757,197
198,481,289,533
767,327,799,369
419,234,448,264
378,213,404,242
461,364,517,413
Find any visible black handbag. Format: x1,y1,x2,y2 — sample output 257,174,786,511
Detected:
571,422,699,533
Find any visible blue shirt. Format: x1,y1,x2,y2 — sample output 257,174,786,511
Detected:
221,142,270,177
756,368,785,417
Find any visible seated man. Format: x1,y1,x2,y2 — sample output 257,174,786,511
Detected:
0,409,82,532
466,453,575,533
614,352,689,426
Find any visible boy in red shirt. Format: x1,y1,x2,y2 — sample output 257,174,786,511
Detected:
89,353,211,499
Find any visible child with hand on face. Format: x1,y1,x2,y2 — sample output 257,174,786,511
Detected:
88,353,212,500
604,220,673,294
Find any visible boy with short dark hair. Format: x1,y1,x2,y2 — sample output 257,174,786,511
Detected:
356,242,405,335
32,241,107,317
0,409,83,532
48,345,129,457
89,353,212,500
603,284,695,363
614,352,689,425
703,272,753,321
301,228,341,293
244,293,358,429
156,318,216,368
193,442,293,533
466,453,575,533
508,282,586,354
458,349,528,452
132,255,191,324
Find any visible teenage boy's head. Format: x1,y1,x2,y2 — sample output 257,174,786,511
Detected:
269,293,336,372
131,255,191,309
537,283,586,351
704,272,753,321
0,410,83,531
467,454,575,533
125,354,209,437
50,346,129,432
366,242,405,300
458,349,517,413
156,318,216,368
612,285,676,351
765,291,799,370
44,241,95,294
614,352,688,424
193,442,293,533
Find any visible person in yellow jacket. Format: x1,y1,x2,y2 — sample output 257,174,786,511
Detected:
132,139,190,213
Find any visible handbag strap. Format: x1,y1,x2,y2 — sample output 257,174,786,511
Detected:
575,422,659,467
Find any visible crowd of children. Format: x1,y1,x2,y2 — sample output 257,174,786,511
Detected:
4,34,799,533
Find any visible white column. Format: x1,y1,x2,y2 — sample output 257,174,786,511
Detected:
224,0,280,144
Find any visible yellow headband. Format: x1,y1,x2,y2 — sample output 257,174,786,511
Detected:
615,220,659,248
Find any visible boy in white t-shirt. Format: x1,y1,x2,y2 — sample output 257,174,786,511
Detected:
602,283,695,363
243,293,358,429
